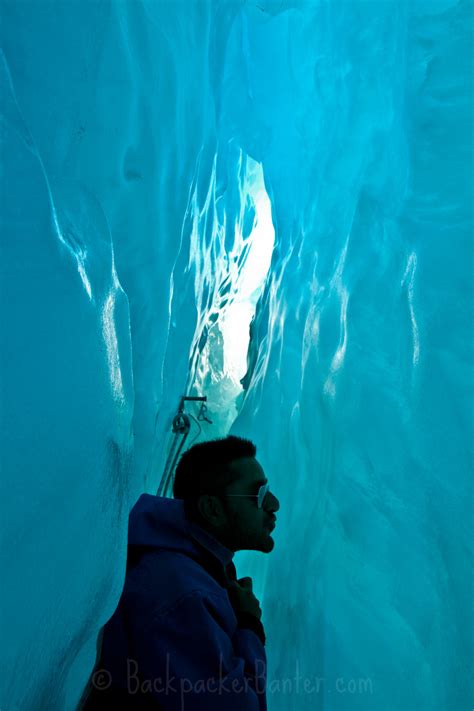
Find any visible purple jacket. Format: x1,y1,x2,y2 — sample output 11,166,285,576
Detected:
82,494,267,710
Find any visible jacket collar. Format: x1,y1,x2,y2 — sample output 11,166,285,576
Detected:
187,519,235,568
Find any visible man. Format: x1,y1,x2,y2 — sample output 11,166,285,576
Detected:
81,435,280,710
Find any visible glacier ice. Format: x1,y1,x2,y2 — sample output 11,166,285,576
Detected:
1,1,472,710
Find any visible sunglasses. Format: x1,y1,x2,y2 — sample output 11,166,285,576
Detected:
221,482,270,509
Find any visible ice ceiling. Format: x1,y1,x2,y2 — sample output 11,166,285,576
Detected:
1,1,472,709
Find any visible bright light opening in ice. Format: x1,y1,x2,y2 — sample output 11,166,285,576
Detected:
220,160,274,384
186,157,275,436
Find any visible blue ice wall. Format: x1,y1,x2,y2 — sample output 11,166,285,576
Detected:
1,1,472,710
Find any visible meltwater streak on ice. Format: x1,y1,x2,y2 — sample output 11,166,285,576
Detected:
401,251,420,368
323,236,349,399
102,280,126,406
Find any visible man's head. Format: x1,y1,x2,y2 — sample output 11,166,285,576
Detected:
173,435,279,553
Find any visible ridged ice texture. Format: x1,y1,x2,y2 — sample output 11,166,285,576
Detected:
1,1,472,710
0,44,134,710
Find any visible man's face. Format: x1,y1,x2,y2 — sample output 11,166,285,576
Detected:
212,457,280,553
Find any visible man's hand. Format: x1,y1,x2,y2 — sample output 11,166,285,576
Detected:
227,577,262,620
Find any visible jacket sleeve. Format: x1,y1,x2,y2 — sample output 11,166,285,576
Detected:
130,590,267,711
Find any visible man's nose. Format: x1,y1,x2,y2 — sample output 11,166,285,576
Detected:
266,492,280,512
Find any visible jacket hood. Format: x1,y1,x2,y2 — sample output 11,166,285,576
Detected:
127,494,234,568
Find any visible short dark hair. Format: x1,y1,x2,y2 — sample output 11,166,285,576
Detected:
173,435,257,500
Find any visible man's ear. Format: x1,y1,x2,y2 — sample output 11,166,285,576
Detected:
197,494,226,527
